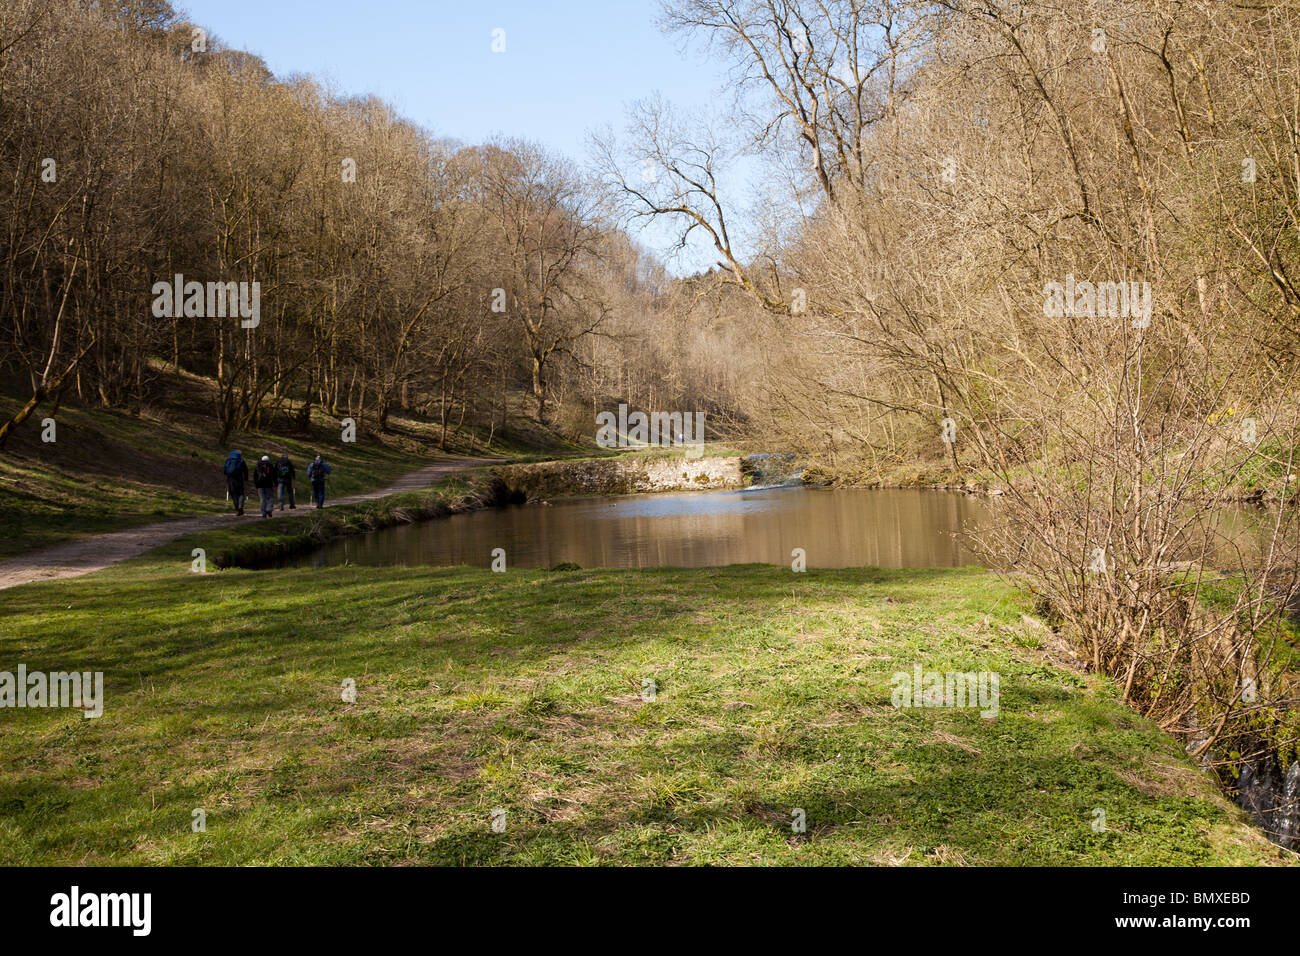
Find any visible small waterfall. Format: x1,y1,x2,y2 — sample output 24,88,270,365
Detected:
1187,719,1299,850
743,453,805,488
1233,757,1300,850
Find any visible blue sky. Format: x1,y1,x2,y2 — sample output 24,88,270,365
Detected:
177,0,746,272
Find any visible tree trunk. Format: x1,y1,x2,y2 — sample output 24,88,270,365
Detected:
532,354,547,423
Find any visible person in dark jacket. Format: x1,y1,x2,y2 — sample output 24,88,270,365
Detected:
306,454,332,509
276,453,296,511
223,451,249,516
253,454,277,518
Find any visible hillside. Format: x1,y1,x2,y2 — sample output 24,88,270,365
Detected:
0,364,580,560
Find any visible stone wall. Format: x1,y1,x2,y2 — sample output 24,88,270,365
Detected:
496,456,744,497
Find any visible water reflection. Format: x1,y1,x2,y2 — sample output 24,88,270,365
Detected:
288,486,992,570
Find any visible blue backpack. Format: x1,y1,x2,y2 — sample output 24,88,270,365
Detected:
224,454,242,476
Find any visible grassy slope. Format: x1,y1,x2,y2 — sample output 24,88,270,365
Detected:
0,368,579,560
0,537,1287,866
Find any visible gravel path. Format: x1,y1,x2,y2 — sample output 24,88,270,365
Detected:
0,457,503,591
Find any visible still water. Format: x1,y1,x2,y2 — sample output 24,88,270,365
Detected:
285,486,993,570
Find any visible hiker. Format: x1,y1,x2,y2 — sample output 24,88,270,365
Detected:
223,450,249,516
276,453,296,511
253,454,277,519
307,454,332,509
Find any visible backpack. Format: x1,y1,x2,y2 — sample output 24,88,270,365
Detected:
224,456,242,477
308,461,323,481
255,461,274,483
278,460,293,480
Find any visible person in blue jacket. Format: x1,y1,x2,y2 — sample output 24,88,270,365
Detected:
223,451,249,516
307,454,332,509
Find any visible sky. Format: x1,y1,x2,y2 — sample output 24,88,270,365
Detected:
176,0,747,272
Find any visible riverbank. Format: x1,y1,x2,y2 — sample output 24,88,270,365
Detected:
0,461,507,588
801,447,1297,501
0,546,1288,865
0,365,583,561
204,468,513,570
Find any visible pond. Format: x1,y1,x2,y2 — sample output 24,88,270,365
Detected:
280,485,994,570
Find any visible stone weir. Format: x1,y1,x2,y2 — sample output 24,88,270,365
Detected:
496,455,744,497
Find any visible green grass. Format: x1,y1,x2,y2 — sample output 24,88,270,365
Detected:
0,542,1287,866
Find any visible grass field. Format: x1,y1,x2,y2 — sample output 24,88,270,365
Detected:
0,533,1287,866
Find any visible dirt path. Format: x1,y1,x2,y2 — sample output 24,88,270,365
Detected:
0,457,503,591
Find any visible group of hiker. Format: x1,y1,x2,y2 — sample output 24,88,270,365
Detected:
223,450,332,518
